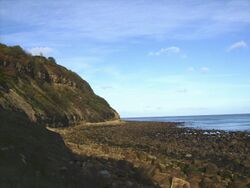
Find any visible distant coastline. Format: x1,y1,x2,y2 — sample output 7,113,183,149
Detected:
123,113,250,119
123,113,250,132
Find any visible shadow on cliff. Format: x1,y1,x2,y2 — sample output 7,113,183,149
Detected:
0,109,157,188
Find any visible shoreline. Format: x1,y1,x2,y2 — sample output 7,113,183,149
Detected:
124,119,250,133
52,121,250,188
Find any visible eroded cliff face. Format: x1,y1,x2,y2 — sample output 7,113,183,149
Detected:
0,44,119,127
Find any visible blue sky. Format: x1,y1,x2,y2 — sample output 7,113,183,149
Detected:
1,0,250,117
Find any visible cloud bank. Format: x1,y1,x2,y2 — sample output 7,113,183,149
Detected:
148,47,180,56
227,40,248,52
1,0,250,43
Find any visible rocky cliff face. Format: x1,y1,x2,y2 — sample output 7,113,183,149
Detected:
0,43,119,127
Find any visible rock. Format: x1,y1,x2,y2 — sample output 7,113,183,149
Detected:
228,177,250,188
137,152,147,161
205,163,218,176
242,158,250,168
169,167,183,177
158,163,167,173
200,177,213,188
184,164,200,176
35,170,41,177
219,170,232,179
146,165,157,177
171,177,190,188
116,160,131,171
193,160,203,168
147,154,157,161
76,160,81,167
1,147,9,151
125,180,134,187
185,154,192,158
214,175,222,183
111,182,119,187
98,170,113,187
59,166,68,173
152,173,171,188
0,44,120,127
99,170,111,178
189,176,201,188
19,153,27,165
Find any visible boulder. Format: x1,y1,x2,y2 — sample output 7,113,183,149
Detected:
171,177,190,188
205,163,218,176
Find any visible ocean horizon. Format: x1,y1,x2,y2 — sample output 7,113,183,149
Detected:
123,113,250,132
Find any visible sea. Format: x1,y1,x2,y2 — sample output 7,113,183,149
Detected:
123,114,250,132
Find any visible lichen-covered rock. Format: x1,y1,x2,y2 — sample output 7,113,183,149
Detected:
0,43,119,127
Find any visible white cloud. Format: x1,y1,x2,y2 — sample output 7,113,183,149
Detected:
1,1,250,42
28,47,53,56
188,66,209,73
200,67,210,73
227,40,248,52
176,89,188,93
148,46,180,56
188,67,195,72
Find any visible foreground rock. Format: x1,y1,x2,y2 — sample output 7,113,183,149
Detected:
54,121,250,188
1,111,249,187
0,109,157,188
171,177,190,188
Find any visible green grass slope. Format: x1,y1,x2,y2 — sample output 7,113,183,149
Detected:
0,43,119,127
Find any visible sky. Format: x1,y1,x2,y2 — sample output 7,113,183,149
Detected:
0,0,250,117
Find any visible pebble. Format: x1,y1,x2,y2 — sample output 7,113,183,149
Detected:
171,177,190,188
1,147,9,151
126,180,134,187
185,154,192,158
205,163,218,176
147,154,157,161
99,170,111,178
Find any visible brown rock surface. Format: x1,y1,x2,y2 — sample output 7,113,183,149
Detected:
53,121,250,188
171,177,190,188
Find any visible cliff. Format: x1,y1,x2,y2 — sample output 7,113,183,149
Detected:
0,43,119,127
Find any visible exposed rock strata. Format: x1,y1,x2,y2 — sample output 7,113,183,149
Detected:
0,43,119,127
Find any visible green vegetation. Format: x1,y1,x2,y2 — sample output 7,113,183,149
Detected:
0,43,119,127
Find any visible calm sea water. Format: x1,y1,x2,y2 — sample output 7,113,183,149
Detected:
123,114,250,132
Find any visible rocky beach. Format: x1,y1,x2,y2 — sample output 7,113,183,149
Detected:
51,121,250,188
1,44,250,188
2,0,250,187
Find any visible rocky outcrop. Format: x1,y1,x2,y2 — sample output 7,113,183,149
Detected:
0,43,119,127
0,108,156,188
171,177,190,188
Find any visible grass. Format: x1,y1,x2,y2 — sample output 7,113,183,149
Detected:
0,43,118,126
